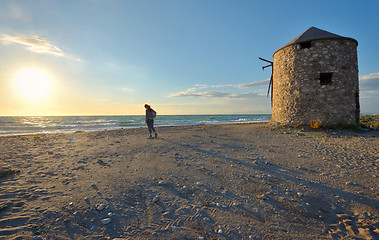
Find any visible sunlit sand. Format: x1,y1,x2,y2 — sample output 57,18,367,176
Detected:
1,123,378,239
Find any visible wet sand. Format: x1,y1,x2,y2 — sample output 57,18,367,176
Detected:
0,123,378,239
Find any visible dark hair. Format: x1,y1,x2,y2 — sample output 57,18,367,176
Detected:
144,104,150,109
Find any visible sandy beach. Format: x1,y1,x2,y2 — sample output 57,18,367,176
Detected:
0,123,378,240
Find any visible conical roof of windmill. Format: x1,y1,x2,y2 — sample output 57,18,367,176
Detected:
274,27,358,54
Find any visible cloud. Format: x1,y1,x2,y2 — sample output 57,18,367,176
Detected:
169,78,271,99
0,34,65,56
169,79,269,99
360,72,379,81
169,88,258,99
237,79,269,88
121,87,135,92
359,72,379,92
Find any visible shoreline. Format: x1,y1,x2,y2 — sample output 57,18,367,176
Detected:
1,123,378,239
0,121,271,138
0,114,271,137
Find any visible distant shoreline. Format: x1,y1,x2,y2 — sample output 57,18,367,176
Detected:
0,114,271,137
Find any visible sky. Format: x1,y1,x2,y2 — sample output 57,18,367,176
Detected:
0,0,378,116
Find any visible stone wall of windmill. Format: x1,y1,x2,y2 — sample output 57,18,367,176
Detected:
271,33,359,127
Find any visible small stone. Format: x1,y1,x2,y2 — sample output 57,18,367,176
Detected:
96,204,105,211
233,202,241,206
90,226,96,231
257,194,268,200
158,180,167,186
84,197,90,204
203,217,210,221
198,236,205,240
297,192,303,197
101,218,111,224
108,212,114,216
69,202,74,206
217,229,223,234
171,226,179,230
153,196,159,203
196,182,203,186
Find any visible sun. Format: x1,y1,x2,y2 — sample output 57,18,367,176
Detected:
14,68,53,100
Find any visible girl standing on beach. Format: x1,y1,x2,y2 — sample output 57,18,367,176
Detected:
145,104,157,138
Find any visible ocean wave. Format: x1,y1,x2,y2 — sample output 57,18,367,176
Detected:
0,115,271,136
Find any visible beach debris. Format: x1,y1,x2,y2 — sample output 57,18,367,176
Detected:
101,218,112,225
0,201,11,212
162,210,171,217
97,159,107,166
96,204,105,211
32,236,44,240
152,196,159,203
257,194,268,200
0,168,20,179
158,180,167,186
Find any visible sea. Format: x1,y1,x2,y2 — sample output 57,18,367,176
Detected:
0,114,271,136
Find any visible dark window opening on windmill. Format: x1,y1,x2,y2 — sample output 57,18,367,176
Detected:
300,41,312,49
319,72,333,85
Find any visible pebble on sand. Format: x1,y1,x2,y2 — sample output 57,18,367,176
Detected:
158,180,167,185
96,204,105,211
101,218,112,225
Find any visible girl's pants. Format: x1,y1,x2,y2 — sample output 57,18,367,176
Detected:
146,119,155,134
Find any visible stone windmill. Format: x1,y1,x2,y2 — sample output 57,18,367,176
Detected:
262,27,359,127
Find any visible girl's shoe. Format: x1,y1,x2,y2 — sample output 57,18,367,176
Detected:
154,133,158,138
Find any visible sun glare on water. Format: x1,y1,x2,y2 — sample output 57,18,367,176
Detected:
14,68,53,100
